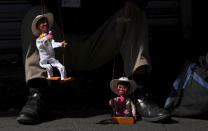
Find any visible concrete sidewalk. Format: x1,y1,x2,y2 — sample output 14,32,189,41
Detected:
0,112,208,131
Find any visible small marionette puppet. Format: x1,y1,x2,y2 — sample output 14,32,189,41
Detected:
109,77,137,120
31,13,70,81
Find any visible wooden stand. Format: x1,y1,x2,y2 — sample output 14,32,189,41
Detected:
112,117,135,124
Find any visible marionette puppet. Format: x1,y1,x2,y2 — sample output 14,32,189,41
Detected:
109,77,137,124
31,13,71,81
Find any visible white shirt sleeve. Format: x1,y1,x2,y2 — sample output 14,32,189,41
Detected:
51,39,62,48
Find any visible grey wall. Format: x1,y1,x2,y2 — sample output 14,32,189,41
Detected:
0,0,31,50
0,0,192,51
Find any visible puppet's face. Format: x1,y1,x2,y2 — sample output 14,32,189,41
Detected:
39,22,49,33
38,18,49,33
117,84,128,96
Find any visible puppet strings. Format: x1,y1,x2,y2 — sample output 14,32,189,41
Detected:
56,0,65,65
111,57,116,98
41,0,46,15
111,57,116,80
56,0,72,73
130,44,136,101
41,0,67,66
56,0,65,41
40,0,72,75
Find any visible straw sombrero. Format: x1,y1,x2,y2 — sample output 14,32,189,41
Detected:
31,13,54,36
110,77,137,95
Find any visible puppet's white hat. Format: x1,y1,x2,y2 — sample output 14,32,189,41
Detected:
110,77,137,95
31,13,54,36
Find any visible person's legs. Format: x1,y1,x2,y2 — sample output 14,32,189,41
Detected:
18,6,61,124
17,78,49,124
115,3,171,122
62,7,170,122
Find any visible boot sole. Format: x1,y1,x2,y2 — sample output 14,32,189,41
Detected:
141,114,171,122
16,115,41,125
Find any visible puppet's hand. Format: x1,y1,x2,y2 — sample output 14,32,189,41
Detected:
61,41,68,47
46,34,53,40
109,99,113,106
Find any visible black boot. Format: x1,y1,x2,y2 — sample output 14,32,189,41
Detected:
131,69,171,122
135,94,171,122
17,79,48,124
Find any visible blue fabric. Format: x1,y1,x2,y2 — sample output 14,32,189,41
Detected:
165,62,208,109
192,72,208,89
165,63,196,108
164,97,171,107
182,63,196,89
173,78,180,90
181,63,208,89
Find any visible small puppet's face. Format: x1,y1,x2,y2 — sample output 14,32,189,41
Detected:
117,84,128,96
37,17,49,33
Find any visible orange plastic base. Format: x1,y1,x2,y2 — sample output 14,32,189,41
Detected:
60,77,73,82
46,77,73,83
112,117,135,124
46,77,61,80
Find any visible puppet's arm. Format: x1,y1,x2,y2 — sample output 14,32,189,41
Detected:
109,99,117,116
51,39,62,48
48,30,62,48
131,101,136,119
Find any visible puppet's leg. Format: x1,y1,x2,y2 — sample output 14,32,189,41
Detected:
46,68,54,78
58,65,66,80
39,61,53,78
49,58,66,80
44,65,53,78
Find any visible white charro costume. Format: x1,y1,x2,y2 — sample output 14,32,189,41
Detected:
31,13,67,80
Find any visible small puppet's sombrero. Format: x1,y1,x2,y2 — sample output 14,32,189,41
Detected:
31,13,54,37
110,77,137,95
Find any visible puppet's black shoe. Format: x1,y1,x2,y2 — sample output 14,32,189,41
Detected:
17,91,45,125
135,98,171,122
